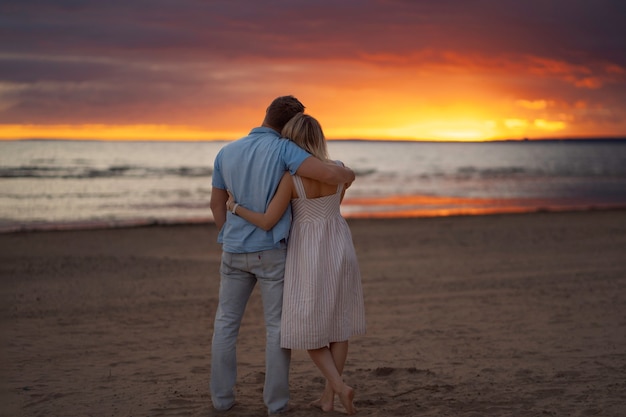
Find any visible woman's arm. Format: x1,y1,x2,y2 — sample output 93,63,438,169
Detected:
227,172,293,231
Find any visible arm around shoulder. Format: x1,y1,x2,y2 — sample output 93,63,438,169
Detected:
296,156,355,185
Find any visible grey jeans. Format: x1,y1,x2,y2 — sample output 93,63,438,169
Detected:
210,247,291,413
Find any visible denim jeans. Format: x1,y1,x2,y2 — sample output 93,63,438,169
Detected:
210,247,291,414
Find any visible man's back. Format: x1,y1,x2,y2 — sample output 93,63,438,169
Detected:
212,127,310,253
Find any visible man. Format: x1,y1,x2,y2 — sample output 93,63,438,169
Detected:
209,95,355,414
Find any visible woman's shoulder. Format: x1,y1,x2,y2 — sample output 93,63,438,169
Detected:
297,175,338,198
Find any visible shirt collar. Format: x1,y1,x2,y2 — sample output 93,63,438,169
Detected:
249,126,280,136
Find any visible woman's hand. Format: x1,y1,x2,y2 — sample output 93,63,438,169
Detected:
226,191,237,213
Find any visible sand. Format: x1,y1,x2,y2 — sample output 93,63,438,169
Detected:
1,211,626,417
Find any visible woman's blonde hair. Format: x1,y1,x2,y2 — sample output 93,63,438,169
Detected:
281,113,329,161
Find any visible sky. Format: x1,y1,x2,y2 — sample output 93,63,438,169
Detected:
1,0,625,141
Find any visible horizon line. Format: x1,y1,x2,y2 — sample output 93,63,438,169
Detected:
2,136,626,144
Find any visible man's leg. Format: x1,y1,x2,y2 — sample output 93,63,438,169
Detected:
253,248,291,414
210,252,256,411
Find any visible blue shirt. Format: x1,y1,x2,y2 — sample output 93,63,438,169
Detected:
212,127,311,253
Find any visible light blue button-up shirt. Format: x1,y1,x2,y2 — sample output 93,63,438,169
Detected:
212,127,311,253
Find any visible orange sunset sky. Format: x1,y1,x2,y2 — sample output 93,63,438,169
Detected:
1,0,625,142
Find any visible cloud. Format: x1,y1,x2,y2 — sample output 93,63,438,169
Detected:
516,100,550,110
3,0,625,61
1,0,625,137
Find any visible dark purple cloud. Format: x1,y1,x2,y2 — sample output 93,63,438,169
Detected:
1,0,625,127
3,0,624,61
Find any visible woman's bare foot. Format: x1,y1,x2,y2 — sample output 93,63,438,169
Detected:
310,386,334,412
338,385,356,415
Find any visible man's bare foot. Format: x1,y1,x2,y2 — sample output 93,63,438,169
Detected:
338,385,356,415
310,387,334,412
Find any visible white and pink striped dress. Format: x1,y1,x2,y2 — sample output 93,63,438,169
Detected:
280,175,366,350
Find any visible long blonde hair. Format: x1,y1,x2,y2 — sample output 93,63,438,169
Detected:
282,113,329,161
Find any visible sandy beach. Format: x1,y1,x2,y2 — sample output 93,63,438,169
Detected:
2,210,626,417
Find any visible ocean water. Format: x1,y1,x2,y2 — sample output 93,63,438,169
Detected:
1,139,626,232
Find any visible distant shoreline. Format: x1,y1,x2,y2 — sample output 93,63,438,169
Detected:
2,205,625,235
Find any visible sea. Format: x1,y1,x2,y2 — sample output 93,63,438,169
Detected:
1,139,626,233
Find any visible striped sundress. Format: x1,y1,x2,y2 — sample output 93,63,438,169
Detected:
280,174,366,350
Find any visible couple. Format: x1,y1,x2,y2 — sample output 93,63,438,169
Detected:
209,95,366,415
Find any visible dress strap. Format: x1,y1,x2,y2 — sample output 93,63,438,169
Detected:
292,175,307,199
334,160,345,195
293,163,345,198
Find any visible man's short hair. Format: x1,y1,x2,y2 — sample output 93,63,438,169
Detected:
265,96,305,132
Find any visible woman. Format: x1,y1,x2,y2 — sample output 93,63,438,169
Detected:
226,113,366,414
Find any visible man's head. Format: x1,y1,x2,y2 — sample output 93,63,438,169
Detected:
262,95,305,133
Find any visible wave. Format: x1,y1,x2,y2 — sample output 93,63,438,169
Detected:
356,166,626,182
0,165,213,179
3,163,625,181
0,216,212,234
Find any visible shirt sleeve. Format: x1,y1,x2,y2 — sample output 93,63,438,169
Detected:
282,140,312,174
211,151,226,190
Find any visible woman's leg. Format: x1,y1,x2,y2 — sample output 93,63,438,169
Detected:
308,345,356,415
311,341,350,411
330,341,349,375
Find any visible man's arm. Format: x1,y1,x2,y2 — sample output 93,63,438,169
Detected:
295,156,355,185
210,187,229,231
